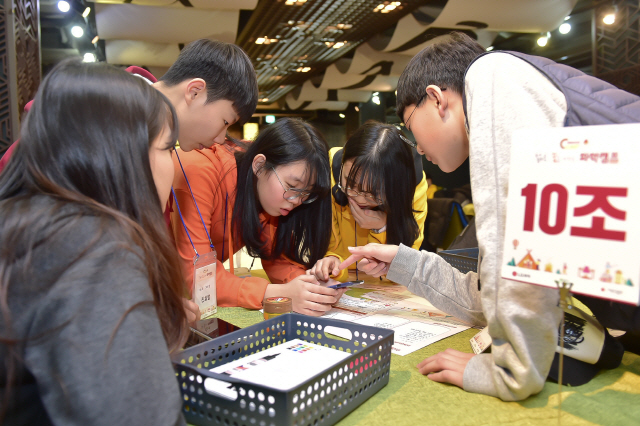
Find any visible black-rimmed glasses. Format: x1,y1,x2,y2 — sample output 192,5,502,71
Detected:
271,167,318,204
404,88,447,132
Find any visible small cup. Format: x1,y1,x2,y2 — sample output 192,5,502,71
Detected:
263,297,292,320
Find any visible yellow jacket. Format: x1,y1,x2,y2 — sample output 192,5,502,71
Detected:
326,147,428,280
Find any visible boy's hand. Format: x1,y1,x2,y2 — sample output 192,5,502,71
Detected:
348,199,386,230
339,244,400,278
307,256,341,281
416,349,475,389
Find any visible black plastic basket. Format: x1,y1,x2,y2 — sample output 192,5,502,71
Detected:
438,247,479,274
172,313,394,426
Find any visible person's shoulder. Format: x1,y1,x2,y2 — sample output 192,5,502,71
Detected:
467,52,540,81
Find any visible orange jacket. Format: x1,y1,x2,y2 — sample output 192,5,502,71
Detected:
170,144,306,309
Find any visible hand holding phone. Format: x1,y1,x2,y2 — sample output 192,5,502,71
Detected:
328,280,364,289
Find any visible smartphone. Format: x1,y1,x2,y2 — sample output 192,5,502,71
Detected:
185,317,239,348
328,280,364,289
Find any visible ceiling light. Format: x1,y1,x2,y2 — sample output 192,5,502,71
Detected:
91,35,99,44
537,35,548,47
265,115,276,124
486,46,494,51
603,13,615,25
339,113,345,118
71,26,84,38
384,4,396,10
57,0,70,12
559,23,571,34
333,42,345,49
564,15,570,21
82,7,90,18
354,106,359,112
296,67,311,72
83,52,96,62
255,37,265,44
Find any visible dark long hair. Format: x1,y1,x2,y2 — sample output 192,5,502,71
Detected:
0,59,188,414
232,118,331,268
339,121,420,246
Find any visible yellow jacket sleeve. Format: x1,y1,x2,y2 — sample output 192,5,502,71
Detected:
411,172,429,250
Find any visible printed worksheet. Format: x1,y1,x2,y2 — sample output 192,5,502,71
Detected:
353,309,469,356
319,282,471,356
331,294,396,314
208,339,349,391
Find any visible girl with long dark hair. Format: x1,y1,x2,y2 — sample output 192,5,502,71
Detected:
0,60,188,425
171,118,341,316
308,121,428,281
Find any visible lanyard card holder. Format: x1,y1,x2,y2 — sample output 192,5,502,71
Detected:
193,250,218,319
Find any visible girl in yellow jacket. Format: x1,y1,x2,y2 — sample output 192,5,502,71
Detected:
309,121,428,281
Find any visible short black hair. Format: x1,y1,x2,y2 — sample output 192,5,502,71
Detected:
160,39,258,124
396,32,485,122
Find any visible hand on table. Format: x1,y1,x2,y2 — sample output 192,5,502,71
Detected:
265,274,341,317
417,349,476,389
348,199,387,230
307,256,341,281
182,297,201,325
338,243,400,278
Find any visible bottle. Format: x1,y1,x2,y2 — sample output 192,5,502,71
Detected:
263,297,292,320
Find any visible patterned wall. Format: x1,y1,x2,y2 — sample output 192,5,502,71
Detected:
0,1,12,152
594,0,640,96
14,0,40,121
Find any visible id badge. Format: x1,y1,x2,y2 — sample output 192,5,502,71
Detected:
470,327,492,354
193,250,217,319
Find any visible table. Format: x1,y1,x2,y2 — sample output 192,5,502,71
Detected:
210,273,640,426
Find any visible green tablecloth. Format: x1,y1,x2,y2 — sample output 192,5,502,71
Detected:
210,306,640,426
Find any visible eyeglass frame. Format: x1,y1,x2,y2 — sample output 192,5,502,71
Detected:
270,166,318,204
403,87,447,134
336,164,384,206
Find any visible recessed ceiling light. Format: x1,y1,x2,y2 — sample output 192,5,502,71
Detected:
57,0,70,12
82,7,90,18
71,26,84,38
537,35,548,47
83,52,96,62
559,23,571,34
256,37,266,44
333,42,345,48
603,13,615,25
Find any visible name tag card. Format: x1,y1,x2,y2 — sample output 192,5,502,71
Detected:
501,124,640,305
